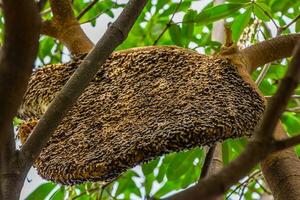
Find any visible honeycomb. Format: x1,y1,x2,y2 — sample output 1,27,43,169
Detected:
18,46,265,184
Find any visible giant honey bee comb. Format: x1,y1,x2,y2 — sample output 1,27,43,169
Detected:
18,46,264,184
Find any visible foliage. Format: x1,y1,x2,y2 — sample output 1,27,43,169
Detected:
18,0,300,199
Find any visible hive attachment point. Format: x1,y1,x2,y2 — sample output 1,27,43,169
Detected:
18,46,265,184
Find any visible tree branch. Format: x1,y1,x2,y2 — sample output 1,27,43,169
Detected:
0,0,40,146
240,34,300,73
41,0,94,54
0,1,40,199
200,145,216,179
20,0,147,166
167,39,300,200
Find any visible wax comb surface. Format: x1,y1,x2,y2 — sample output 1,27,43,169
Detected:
18,46,264,184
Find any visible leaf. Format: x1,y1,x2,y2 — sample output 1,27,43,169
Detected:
156,0,171,12
282,113,300,135
159,2,192,17
222,141,229,165
166,148,202,181
26,182,56,200
144,173,156,195
49,187,64,200
231,7,252,42
253,3,272,22
39,37,55,62
182,9,197,46
115,170,140,197
153,181,180,198
296,20,300,32
168,23,182,46
195,3,247,25
142,158,159,175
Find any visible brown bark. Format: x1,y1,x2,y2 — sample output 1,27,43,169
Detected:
0,0,40,199
206,143,223,177
243,32,300,200
240,34,300,73
42,0,94,54
261,124,300,200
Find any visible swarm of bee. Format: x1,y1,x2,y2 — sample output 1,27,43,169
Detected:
18,46,265,184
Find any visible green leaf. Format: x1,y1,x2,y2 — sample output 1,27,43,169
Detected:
49,187,64,200
115,170,140,197
282,113,300,135
231,8,252,42
144,173,156,195
222,141,229,165
142,158,159,175
195,3,247,25
253,3,272,21
166,148,202,181
156,0,171,12
153,181,180,198
168,23,182,46
159,2,192,17
26,182,56,200
39,37,55,62
182,9,197,46
296,20,300,32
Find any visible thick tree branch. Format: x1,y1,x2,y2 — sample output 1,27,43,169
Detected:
0,0,40,146
41,0,94,54
21,0,147,166
167,40,300,199
240,34,300,73
0,1,40,199
261,123,300,200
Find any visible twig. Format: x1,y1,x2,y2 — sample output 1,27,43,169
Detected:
80,8,110,25
225,171,261,200
254,179,272,195
286,106,300,112
278,14,300,35
253,2,278,29
265,95,300,99
77,0,98,20
153,0,182,45
200,145,216,178
255,63,271,85
275,134,300,150
37,0,48,11
255,24,282,86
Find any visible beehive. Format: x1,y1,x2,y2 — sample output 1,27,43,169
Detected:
18,46,265,184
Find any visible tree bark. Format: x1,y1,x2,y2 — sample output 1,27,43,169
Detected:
240,34,300,73
261,124,300,200
42,0,94,54
0,0,40,198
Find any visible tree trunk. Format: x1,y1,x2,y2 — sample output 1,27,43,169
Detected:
1,173,27,200
261,123,300,200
